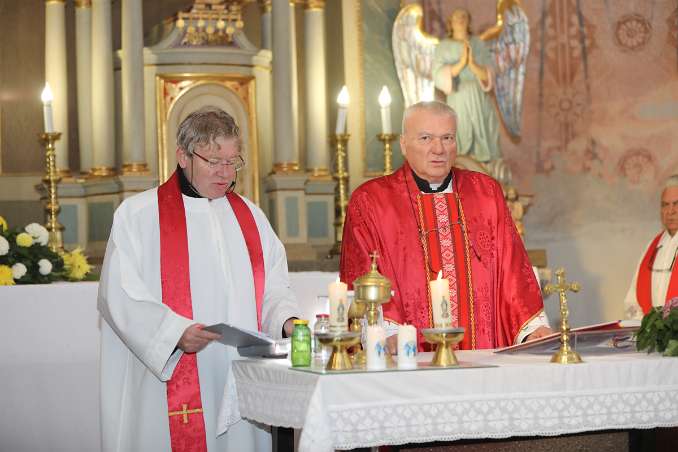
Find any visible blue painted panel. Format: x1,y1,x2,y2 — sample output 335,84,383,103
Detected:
58,204,78,245
307,201,328,239
88,202,114,242
284,197,299,237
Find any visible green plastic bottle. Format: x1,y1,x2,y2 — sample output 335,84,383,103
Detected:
291,319,312,367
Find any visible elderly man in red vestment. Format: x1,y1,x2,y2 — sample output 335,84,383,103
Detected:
340,101,551,350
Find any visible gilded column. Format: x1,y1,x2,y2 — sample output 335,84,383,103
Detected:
44,0,69,174
90,0,116,176
259,0,272,50
271,0,299,172
121,0,147,174
75,0,93,174
304,0,329,177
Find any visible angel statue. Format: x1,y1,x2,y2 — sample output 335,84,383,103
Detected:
393,1,529,170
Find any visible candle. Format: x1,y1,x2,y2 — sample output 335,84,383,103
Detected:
41,83,54,133
378,86,392,134
430,270,452,329
397,324,417,369
366,325,387,370
328,276,348,333
335,86,349,135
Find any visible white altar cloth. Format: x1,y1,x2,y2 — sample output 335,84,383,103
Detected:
232,351,678,452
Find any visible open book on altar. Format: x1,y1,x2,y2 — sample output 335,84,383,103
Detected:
495,320,640,355
204,323,290,358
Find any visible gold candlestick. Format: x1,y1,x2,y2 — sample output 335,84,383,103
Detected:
544,268,583,364
377,133,397,175
328,134,350,257
422,327,465,367
39,132,64,253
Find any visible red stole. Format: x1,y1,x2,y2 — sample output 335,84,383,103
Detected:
157,171,265,451
417,192,475,349
636,232,678,314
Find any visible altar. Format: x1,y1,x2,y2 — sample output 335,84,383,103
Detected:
2,280,678,452
233,351,678,451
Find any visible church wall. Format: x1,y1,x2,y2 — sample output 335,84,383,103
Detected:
404,0,678,325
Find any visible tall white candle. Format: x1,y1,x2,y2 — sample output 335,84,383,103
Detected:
378,86,392,135
41,83,55,133
430,270,452,329
328,276,348,333
335,86,349,134
366,324,387,370
397,324,417,369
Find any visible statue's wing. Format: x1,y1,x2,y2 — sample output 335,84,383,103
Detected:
392,4,439,107
483,1,530,137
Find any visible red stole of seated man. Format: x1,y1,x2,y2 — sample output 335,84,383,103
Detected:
636,232,678,314
417,192,475,349
157,171,265,452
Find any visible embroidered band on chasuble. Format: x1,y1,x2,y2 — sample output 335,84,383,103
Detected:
417,192,476,349
158,172,208,452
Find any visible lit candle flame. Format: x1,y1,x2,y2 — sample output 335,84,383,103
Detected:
437,270,443,280
337,86,349,107
41,83,53,104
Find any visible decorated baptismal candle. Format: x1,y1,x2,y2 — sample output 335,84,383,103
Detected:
366,325,387,370
397,324,417,369
430,270,452,328
328,276,348,333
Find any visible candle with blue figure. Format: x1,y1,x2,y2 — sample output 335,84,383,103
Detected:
397,324,418,369
366,324,387,370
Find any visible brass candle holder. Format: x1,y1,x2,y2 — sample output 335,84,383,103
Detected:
328,133,350,257
317,332,362,371
544,268,583,364
348,297,367,367
422,327,465,367
39,132,64,253
377,133,397,175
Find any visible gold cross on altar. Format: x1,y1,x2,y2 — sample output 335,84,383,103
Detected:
544,268,583,364
544,268,580,298
168,403,203,424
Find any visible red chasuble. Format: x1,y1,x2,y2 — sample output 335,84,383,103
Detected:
636,232,678,314
157,171,265,451
340,163,543,350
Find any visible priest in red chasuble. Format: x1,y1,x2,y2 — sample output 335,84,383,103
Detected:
98,107,300,452
624,175,678,319
340,101,551,350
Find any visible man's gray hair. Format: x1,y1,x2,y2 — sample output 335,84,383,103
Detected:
401,101,457,134
664,175,678,191
176,106,241,156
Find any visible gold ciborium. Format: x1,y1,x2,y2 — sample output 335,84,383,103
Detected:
317,332,362,371
353,251,392,326
422,327,465,367
347,296,367,367
544,268,583,364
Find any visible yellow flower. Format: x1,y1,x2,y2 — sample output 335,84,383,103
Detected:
0,215,7,232
0,265,14,286
16,232,33,247
63,248,91,280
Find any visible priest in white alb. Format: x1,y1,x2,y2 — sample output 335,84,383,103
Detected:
625,175,678,319
98,106,300,452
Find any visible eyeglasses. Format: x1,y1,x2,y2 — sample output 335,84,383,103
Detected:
647,245,678,273
191,152,245,171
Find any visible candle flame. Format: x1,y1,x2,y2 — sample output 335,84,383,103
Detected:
378,86,391,108
41,83,53,103
437,270,442,280
337,86,349,106
335,275,340,284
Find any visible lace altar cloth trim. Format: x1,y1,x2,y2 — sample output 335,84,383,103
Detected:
232,353,678,452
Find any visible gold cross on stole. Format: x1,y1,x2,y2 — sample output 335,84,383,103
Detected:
168,403,204,424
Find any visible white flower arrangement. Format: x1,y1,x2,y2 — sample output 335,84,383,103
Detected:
0,235,9,256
